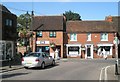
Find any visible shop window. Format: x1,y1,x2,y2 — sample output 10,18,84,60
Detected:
70,33,77,41
49,31,56,37
36,31,42,37
101,33,108,41
68,46,79,55
36,46,50,53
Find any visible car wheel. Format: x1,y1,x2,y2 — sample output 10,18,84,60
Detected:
24,67,28,69
52,60,55,66
41,62,45,69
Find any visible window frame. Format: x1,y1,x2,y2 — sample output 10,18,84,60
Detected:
36,31,42,37
5,19,13,27
70,33,77,41
49,31,56,38
101,33,108,41
87,33,91,41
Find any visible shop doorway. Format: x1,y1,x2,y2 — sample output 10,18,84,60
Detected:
85,44,93,59
56,46,61,57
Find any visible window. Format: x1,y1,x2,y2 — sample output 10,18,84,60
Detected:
87,33,91,41
49,31,56,37
70,33,77,41
101,33,108,41
36,31,42,37
5,19,12,27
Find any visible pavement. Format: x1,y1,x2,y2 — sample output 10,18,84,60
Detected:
0,58,120,81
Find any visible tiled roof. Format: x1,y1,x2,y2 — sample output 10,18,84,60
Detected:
31,16,64,31
112,16,120,34
66,21,116,33
0,4,11,13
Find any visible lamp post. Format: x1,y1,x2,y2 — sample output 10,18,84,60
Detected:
114,33,119,75
25,11,29,53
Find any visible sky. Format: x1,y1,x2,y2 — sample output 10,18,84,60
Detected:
1,2,119,20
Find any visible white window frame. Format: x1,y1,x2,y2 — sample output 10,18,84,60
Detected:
37,31,42,37
101,33,108,41
87,33,91,41
70,33,77,41
5,19,12,26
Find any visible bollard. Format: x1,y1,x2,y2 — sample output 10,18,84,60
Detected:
115,61,119,75
9,58,12,68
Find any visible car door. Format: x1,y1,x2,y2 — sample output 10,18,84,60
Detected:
42,53,49,66
45,53,52,65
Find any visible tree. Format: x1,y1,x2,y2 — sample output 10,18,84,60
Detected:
17,12,33,47
63,10,82,21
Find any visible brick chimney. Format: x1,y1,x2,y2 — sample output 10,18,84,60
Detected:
105,15,113,22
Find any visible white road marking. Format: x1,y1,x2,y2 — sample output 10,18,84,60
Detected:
105,66,110,80
99,67,105,80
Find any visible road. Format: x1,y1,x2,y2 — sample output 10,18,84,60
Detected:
2,58,115,80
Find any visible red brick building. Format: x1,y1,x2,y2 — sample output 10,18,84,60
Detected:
30,15,118,59
64,20,116,59
30,16,66,58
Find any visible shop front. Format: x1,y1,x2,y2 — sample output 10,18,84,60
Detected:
97,43,113,58
66,44,81,57
85,44,93,59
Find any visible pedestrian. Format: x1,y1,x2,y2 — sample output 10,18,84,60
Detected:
103,49,107,60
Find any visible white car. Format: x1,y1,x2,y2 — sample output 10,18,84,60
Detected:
22,52,55,69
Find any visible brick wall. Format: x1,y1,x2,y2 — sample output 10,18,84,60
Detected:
31,31,64,58
64,32,115,58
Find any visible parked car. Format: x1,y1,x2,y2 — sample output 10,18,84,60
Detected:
22,52,55,69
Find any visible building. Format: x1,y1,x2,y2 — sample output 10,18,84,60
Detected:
30,15,118,59
30,16,66,58
64,20,116,58
0,4,17,65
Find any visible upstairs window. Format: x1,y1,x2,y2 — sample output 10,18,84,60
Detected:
36,31,42,37
87,33,91,41
101,33,108,41
49,31,56,37
5,19,12,27
70,33,77,41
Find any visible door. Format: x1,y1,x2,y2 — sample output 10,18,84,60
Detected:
87,46,91,58
85,44,93,59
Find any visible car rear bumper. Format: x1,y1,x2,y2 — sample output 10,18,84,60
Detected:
22,62,41,68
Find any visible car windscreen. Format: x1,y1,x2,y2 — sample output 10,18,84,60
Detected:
25,53,41,57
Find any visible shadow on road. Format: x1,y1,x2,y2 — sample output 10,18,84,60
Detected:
26,63,59,70
2,72,30,79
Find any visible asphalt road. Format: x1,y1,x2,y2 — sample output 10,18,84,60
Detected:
2,58,115,80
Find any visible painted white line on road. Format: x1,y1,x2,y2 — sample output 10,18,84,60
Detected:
99,67,105,80
105,66,110,80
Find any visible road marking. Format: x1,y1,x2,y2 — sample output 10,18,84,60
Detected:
99,67,105,80
105,66,110,80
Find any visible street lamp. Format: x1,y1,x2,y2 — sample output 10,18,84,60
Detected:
25,11,29,53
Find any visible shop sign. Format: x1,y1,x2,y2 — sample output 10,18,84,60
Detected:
36,41,49,44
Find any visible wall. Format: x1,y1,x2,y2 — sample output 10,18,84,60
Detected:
31,31,64,58
65,32,115,58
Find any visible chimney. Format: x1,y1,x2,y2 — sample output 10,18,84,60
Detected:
105,15,113,22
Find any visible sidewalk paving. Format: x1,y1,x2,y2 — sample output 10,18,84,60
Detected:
0,65,24,73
